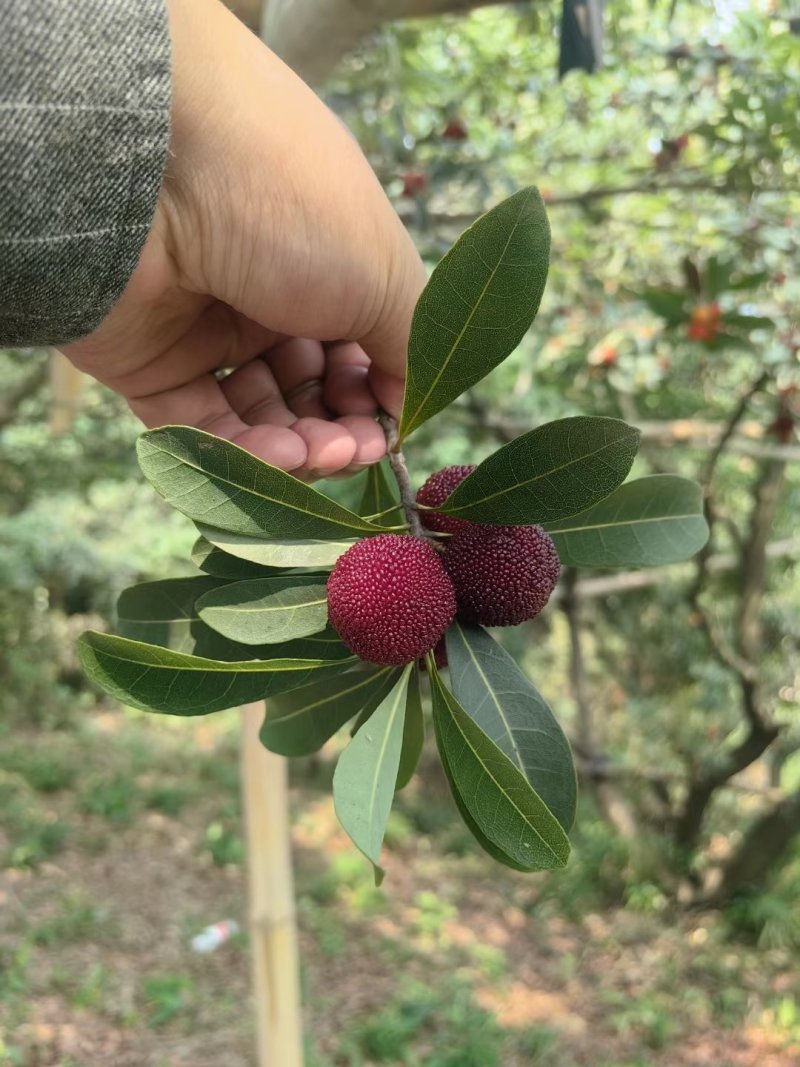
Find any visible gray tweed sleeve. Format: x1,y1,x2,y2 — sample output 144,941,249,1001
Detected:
0,0,171,346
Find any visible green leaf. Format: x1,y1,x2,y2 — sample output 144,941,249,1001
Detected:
196,577,329,646
115,577,348,664
358,460,404,527
333,665,413,866
260,666,402,757
398,187,550,441
545,475,709,568
191,537,280,580
192,624,351,664
117,577,227,652
726,270,768,292
137,426,387,539
722,313,775,331
78,631,352,716
445,623,576,831
197,525,357,570
436,726,531,872
429,667,570,871
396,667,425,790
636,289,687,324
436,417,640,525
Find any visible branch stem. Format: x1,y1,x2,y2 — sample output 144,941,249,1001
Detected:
379,413,424,538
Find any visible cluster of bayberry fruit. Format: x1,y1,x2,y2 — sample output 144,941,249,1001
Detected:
327,465,561,667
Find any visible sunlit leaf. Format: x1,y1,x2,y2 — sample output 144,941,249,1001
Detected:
192,625,351,664
545,475,709,567
197,525,357,570
197,577,329,645
191,537,282,580
399,188,550,440
436,416,640,524
115,577,347,664
333,665,413,867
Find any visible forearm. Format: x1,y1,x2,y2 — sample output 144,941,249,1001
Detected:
0,0,171,347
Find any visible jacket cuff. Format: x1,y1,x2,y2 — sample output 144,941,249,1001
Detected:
0,0,171,346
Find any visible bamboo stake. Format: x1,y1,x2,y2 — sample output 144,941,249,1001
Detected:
241,702,304,1067
49,351,85,433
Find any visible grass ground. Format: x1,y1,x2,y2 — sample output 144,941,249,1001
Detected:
1,707,799,1067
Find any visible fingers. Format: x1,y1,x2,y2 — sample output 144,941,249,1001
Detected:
129,374,309,470
164,1,427,412
263,338,329,420
130,362,387,479
322,342,379,416
220,357,296,427
353,225,428,407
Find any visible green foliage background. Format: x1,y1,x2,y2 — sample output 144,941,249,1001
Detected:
1,0,798,920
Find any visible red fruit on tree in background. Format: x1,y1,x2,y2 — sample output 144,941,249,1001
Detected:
654,134,689,171
687,302,722,342
416,465,477,535
401,171,428,198
327,534,456,666
443,117,469,141
443,525,561,627
589,343,619,368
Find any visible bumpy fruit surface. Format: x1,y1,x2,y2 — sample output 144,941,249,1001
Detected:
443,525,561,627
327,534,456,665
416,465,477,535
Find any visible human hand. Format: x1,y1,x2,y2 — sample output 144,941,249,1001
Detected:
61,0,426,480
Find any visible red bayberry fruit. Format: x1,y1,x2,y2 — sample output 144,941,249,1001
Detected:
443,525,561,627
401,171,428,198
327,535,456,665
687,302,722,342
589,343,619,368
443,117,468,141
416,465,477,536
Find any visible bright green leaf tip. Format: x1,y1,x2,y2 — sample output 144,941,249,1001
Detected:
398,186,551,442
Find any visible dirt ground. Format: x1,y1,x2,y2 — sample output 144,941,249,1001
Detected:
1,710,798,1067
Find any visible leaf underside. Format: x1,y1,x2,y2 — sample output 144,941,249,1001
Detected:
191,537,280,579
196,525,358,570
196,576,329,645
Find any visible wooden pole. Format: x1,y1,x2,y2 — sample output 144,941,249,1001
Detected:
49,351,85,433
241,702,304,1067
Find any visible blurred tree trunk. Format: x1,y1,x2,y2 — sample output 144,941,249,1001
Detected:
711,790,800,903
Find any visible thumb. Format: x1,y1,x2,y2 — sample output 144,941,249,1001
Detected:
358,220,428,418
